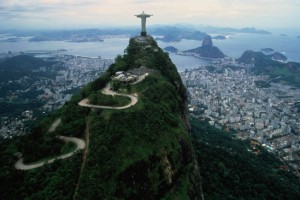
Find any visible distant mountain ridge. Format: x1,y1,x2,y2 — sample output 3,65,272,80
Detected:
3,25,271,43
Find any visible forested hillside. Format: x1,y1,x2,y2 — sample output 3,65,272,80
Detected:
1,36,299,200
191,118,300,200
237,50,300,87
0,36,202,199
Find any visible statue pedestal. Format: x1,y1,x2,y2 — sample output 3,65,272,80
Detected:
141,32,147,37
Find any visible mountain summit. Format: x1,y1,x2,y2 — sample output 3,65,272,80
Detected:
184,35,225,59
74,35,203,199
202,35,213,47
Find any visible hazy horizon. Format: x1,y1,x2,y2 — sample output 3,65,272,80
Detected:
1,0,300,31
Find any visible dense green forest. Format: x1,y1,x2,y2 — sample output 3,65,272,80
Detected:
0,55,64,117
0,55,60,82
0,37,202,199
237,50,300,87
191,118,300,200
0,139,83,200
89,91,131,106
1,36,300,200
74,37,201,199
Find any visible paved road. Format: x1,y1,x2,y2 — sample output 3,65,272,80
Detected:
48,118,62,133
131,73,149,85
15,73,147,170
15,136,86,170
78,84,138,110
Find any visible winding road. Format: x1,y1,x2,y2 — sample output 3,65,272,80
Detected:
78,83,139,110
15,73,148,170
15,135,86,170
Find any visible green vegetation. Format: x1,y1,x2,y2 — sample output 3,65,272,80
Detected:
74,37,200,199
55,94,89,138
89,91,131,107
0,37,201,199
0,140,83,200
3,36,299,200
0,100,43,117
0,94,87,199
0,55,59,81
191,118,300,200
0,55,64,117
237,50,300,87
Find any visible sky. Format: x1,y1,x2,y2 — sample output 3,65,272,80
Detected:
1,0,300,30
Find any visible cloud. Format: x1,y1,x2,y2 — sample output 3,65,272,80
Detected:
0,0,299,29
133,0,153,3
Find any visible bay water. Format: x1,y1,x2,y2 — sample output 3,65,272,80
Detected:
0,33,299,71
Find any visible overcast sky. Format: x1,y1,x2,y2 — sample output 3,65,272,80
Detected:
1,0,299,30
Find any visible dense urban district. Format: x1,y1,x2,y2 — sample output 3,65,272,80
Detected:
181,59,300,174
0,52,113,139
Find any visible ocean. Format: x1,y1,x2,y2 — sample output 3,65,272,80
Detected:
0,32,299,71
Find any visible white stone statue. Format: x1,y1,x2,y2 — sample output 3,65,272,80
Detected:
135,11,153,36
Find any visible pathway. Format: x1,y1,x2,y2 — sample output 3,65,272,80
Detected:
131,73,149,85
15,136,86,170
48,118,62,133
14,73,148,170
78,84,138,110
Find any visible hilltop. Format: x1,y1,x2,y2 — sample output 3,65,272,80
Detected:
183,35,225,59
237,50,300,87
0,36,202,200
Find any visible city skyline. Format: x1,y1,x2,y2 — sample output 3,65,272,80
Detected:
1,0,300,31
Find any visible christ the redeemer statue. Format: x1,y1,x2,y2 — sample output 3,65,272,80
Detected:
135,11,153,37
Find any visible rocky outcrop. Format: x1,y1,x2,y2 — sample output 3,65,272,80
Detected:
202,35,213,47
183,35,225,59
